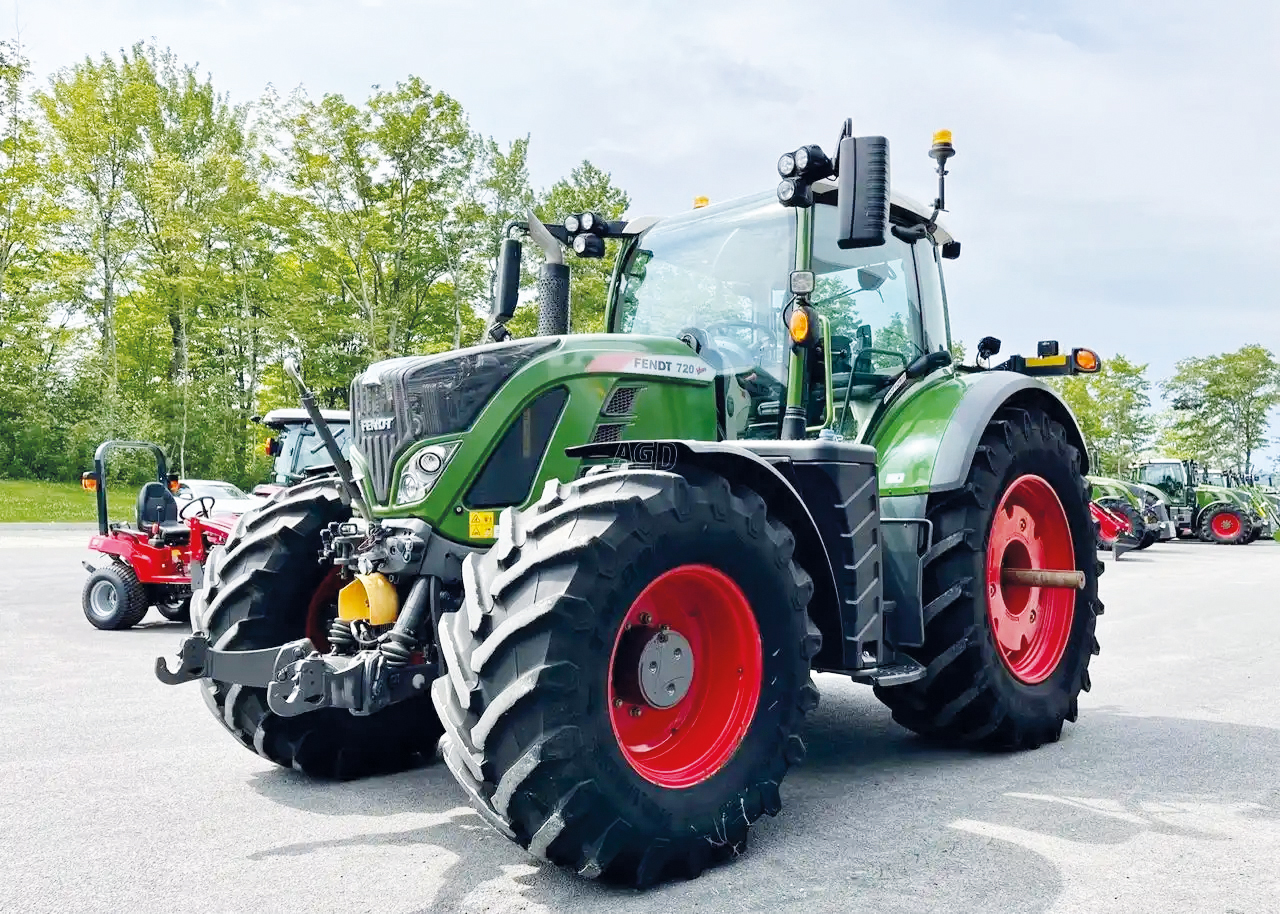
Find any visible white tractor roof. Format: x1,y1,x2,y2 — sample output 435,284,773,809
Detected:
257,408,350,428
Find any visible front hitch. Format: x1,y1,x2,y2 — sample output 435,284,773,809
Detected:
155,634,435,718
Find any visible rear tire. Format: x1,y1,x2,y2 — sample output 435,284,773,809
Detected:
82,563,150,630
433,470,820,886
195,479,444,779
1198,505,1248,544
875,406,1099,749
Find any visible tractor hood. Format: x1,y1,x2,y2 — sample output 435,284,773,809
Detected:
349,339,559,502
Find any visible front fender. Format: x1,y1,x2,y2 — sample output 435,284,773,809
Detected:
870,369,1089,497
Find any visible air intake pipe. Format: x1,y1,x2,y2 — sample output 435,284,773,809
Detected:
527,214,570,336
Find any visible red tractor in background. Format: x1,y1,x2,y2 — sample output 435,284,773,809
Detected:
80,441,239,630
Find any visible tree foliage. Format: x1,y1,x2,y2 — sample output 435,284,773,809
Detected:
1054,353,1155,477
1160,345,1280,474
0,44,629,488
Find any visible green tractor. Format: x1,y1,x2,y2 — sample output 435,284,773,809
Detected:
157,124,1105,886
1131,458,1261,544
1221,470,1277,541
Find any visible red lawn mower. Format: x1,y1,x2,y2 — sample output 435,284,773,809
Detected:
80,441,240,630
1091,500,1138,560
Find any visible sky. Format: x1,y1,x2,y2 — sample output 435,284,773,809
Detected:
6,0,1280,466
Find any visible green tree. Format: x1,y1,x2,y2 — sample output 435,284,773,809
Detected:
1161,345,1280,474
1056,353,1154,477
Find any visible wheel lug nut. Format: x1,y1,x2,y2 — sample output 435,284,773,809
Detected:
1029,609,1037,623
1019,518,1026,531
638,612,652,626
612,697,623,708
659,623,670,632
989,584,997,597
629,706,642,717
648,661,658,672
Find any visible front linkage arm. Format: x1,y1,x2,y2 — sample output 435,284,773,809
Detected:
155,634,435,718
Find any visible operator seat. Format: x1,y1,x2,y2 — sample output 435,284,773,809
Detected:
136,482,190,545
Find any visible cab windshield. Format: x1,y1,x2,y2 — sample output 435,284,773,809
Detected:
615,193,794,383
1137,462,1187,498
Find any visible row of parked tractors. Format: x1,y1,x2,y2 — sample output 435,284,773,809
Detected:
1090,459,1280,555
71,122,1277,887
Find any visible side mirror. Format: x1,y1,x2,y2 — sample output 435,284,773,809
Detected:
836,135,890,250
491,237,522,322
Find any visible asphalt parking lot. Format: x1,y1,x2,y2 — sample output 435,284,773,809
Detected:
2,525,1278,914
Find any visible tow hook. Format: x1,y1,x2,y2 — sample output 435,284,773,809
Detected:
155,633,435,718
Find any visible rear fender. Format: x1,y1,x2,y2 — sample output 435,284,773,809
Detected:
869,370,1090,645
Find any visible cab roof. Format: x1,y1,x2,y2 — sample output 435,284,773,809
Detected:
256,408,350,428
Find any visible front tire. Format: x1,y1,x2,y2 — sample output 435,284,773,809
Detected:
875,406,1100,749
82,563,149,630
433,470,821,886
1198,505,1248,544
195,480,444,779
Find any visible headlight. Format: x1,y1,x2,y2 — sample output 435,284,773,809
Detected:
395,442,461,505
563,214,580,233
794,146,809,172
777,153,796,177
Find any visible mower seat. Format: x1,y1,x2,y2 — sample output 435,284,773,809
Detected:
137,482,179,530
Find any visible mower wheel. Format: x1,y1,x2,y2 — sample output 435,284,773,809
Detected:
195,479,444,779
1198,505,1249,545
434,469,820,886
82,562,150,630
874,406,1099,750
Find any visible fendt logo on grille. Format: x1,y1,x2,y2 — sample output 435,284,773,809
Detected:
360,417,395,433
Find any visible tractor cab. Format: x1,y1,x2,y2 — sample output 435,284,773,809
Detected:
609,187,954,442
253,407,351,497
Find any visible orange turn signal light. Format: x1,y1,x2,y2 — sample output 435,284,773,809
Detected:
80,473,97,492
1072,348,1101,373
788,308,811,344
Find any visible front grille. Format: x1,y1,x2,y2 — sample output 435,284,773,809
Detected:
351,339,557,502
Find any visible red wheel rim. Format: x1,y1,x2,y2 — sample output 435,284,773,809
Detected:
1212,513,1238,537
607,564,762,788
986,475,1077,685
305,568,342,652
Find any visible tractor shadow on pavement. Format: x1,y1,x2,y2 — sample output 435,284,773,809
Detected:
243,678,1280,914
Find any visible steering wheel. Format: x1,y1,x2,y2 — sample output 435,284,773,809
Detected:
179,495,216,520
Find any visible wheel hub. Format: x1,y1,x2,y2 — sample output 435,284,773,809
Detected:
616,628,695,709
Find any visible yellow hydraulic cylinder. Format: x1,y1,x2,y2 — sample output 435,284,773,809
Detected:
338,572,399,625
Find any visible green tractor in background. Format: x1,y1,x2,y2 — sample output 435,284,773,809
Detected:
1221,469,1277,541
157,124,1105,886
1131,458,1262,544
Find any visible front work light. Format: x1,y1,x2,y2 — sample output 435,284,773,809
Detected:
777,178,813,207
572,233,605,258
778,152,797,177
563,214,581,233
793,145,832,180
